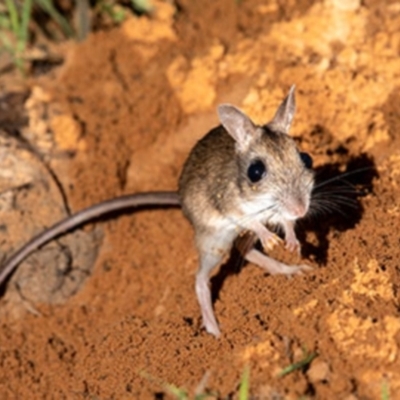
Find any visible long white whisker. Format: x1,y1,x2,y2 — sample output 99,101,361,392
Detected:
310,198,358,215
313,187,363,195
313,199,359,211
309,203,349,217
312,194,359,205
313,166,374,190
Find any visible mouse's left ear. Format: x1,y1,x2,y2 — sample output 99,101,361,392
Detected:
218,104,258,152
268,85,296,135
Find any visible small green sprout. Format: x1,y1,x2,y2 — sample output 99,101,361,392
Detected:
0,0,75,72
131,0,154,14
278,351,317,378
139,371,217,400
381,380,390,400
239,366,250,400
97,1,126,24
0,0,32,71
35,0,75,38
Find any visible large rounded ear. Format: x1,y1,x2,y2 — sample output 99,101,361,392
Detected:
217,104,258,152
267,85,296,134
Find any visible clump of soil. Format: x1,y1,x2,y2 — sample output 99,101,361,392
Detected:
1,0,400,398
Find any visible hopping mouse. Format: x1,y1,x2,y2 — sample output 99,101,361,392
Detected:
0,86,314,337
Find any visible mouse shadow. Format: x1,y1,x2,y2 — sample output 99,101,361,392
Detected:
210,245,248,304
298,152,378,264
210,153,378,304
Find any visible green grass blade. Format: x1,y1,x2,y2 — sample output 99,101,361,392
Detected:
239,366,250,400
195,394,217,400
382,380,390,400
131,0,154,13
99,2,126,24
278,352,317,378
18,0,32,50
34,0,75,38
164,382,188,399
139,370,188,399
5,0,19,34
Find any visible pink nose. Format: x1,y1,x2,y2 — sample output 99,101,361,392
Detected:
289,202,307,218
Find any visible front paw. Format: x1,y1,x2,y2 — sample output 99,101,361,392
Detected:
261,231,283,251
285,236,301,254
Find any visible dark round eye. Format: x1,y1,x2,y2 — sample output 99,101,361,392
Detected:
247,159,267,183
300,152,313,169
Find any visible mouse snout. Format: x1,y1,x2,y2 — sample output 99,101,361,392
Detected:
289,202,307,218
283,197,309,220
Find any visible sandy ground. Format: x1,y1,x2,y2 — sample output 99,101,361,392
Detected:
0,0,400,398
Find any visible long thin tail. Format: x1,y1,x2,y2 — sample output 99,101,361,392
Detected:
0,191,180,287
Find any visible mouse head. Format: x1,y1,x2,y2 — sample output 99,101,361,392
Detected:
218,86,314,222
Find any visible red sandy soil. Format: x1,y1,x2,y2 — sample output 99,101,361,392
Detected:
0,0,400,398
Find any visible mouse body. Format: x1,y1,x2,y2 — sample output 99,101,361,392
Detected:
0,86,314,337
179,86,314,336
